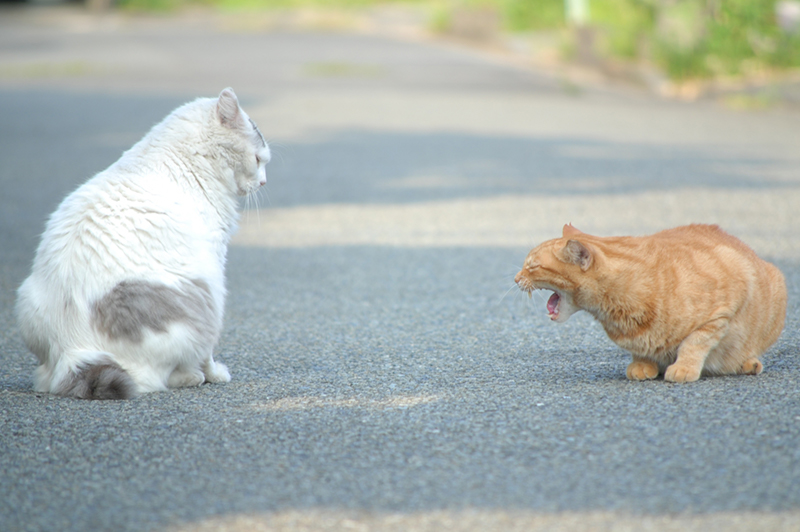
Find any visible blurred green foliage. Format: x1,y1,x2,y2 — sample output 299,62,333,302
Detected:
591,0,655,58
117,0,800,80
501,0,800,80
503,0,564,30
521,0,800,80
644,0,800,79
119,0,405,10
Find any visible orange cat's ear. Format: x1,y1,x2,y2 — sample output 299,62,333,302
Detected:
558,240,593,271
562,224,583,238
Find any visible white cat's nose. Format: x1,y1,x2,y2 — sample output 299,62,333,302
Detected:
259,177,267,187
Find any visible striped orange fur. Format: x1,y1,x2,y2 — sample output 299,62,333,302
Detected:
515,224,786,382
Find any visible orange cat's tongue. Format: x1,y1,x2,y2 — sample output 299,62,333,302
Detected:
547,292,560,320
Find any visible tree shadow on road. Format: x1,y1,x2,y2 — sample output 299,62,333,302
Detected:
266,128,795,208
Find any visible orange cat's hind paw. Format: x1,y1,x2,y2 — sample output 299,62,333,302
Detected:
665,363,701,383
740,359,763,375
626,360,659,381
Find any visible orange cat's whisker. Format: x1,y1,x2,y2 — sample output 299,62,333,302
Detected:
499,284,520,303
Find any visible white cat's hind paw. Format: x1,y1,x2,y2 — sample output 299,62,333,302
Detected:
203,359,231,383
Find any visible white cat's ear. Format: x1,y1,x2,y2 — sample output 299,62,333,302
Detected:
559,240,593,271
217,88,244,129
563,223,582,238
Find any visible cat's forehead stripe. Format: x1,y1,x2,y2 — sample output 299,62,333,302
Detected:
248,118,267,147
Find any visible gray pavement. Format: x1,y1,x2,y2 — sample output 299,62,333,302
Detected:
1,4,800,531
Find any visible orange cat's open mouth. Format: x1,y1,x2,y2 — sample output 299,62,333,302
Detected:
547,292,561,320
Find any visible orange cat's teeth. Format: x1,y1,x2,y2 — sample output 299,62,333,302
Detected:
527,291,532,299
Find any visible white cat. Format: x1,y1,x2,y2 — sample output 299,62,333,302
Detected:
16,88,270,399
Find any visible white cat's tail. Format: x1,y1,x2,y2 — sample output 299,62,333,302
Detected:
40,352,137,400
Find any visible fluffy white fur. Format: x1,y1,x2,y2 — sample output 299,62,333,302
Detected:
16,88,270,399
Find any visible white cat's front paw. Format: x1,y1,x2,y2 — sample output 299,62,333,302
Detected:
204,360,231,383
168,369,205,388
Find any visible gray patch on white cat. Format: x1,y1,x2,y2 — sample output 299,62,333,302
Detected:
92,279,217,344
56,356,136,400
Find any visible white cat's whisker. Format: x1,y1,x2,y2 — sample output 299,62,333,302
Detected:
258,185,271,207
242,193,258,226
266,140,290,164
251,192,262,226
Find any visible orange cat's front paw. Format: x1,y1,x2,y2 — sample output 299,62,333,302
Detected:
665,364,701,383
741,359,763,375
626,360,659,381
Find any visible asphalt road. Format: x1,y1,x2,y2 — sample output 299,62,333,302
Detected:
1,5,800,531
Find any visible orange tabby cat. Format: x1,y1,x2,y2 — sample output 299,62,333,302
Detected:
515,224,786,382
